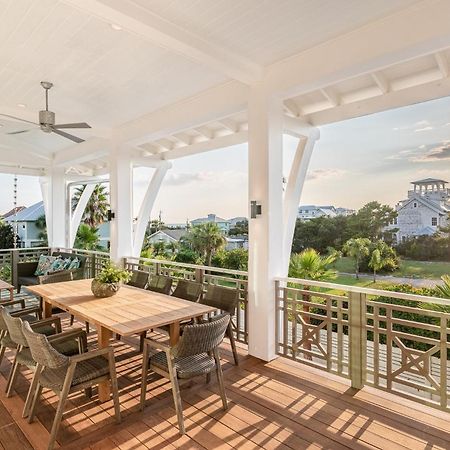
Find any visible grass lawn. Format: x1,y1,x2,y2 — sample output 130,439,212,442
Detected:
333,257,450,280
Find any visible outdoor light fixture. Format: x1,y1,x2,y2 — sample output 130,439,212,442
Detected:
250,201,262,219
107,210,115,221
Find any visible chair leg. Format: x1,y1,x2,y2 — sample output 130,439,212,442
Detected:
108,352,121,423
85,322,90,334
69,315,74,326
227,323,239,366
213,348,228,410
23,366,41,418
0,344,6,368
28,383,42,423
167,356,185,434
5,359,20,397
139,331,146,352
140,344,150,411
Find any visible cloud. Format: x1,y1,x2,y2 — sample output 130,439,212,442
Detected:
163,171,246,187
414,126,433,132
410,142,450,162
307,168,347,181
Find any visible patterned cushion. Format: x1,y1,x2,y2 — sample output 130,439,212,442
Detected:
62,258,73,270
48,257,65,274
34,255,57,276
67,257,80,270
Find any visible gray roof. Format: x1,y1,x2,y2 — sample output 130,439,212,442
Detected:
4,201,44,222
411,178,448,184
149,229,187,241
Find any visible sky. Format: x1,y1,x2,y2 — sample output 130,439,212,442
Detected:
2,95,450,223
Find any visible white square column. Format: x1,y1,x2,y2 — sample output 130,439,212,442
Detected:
109,147,133,263
247,84,284,361
41,167,68,249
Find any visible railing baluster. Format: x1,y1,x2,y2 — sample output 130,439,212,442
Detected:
348,292,367,390
440,316,447,409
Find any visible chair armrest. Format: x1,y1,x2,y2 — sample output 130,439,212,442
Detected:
48,328,88,352
10,306,41,318
69,346,112,364
143,337,171,353
30,316,62,333
17,261,38,277
1,299,26,309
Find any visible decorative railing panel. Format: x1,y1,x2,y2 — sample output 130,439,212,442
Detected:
276,277,450,412
124,257,248,344
56,248,110,278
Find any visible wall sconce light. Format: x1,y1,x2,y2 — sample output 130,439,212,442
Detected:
250,201,262,219
107,210,115,221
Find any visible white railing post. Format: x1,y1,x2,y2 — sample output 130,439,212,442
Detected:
348,292,367,389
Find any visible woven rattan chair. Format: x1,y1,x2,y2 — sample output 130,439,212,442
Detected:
147,274,173,295
0,300,41,367
199,285,240,365
127,269,149,289
171,280,203,303
22,321,121,450
140,314,230,434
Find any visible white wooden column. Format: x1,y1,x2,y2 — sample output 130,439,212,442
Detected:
109,147,133,263
41,167,68,249
247,84,284,361
282,129,320,273
132,161,171,257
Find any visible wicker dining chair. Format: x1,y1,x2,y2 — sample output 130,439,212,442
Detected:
1,308,88,418
171,280,203,303
147,274,173,295
22,321,121,450
140,314,230,434
199,285,240,365
0,300,42,367
127,269,150,289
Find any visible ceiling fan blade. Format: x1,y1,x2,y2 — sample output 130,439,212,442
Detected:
0,114,38,125
7,130,31,135
53,122,91,129
51,128,84,143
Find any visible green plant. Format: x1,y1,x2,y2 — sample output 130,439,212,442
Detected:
184,223,225,266
343,237,371,279
95,262,131,284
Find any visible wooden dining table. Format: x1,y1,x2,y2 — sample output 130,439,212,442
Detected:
26,278,217,401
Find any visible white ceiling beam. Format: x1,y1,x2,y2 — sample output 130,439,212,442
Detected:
283,99,301,117
218,118,239,133
62,0,262,84
304,76,450,126
53,137,110,167
283,116,319,140
0,165,45,177
371,72,390,94
132,157,172,169
160,130,248,160
320,88,340,107
265,0,450,98
434,51,450,78
0,136,51,162
114,81,248,145
0,148,49,168
193,126,214,140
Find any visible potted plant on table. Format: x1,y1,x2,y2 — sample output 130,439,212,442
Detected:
91,262,132,298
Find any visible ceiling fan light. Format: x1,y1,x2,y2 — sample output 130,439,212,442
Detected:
110,23,122,31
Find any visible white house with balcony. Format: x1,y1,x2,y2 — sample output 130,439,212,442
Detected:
190,213,231,233
297,205,354,221
389,178,450,243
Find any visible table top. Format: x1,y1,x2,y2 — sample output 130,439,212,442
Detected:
0,280,13,289
26,279,217,336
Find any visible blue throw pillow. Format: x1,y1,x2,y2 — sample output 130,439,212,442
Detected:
68,257,80,269
34,255,57,276
48,257,66,274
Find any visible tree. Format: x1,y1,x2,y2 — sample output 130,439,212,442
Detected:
229,220,248,236
212,248,248,271
72,184,109,227
35,215,47,244
367,240,398,281
343,237,371,278
174,248,201,264
185,223,226,266
0,221,17,249
74,224,102,250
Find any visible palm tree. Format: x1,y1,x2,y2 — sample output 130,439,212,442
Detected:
288,248,337,359
185,223,225,266
74,224,101,250
368,240,397,282
72,184,109,227
368,249,382,282
35,214,47,244
343,237,371,279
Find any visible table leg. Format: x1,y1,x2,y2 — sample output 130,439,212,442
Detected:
43,299,52,318
98,326,113,402
8,288,13,302
169,321,180,346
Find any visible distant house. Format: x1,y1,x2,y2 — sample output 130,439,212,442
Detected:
386,178,450,243
297,205,354,221
146,229,188,246
4,201,111,249
190,214,230,233
4,201,45,247
1,206,26,220
228,217,247,227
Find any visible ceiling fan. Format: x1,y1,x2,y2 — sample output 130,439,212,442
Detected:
0,81,91,143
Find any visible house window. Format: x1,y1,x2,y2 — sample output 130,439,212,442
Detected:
413,202,417,208
401,236,407,243
393,218,398,225
432,217,438,226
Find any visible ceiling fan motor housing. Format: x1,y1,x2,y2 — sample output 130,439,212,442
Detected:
39,110,55,131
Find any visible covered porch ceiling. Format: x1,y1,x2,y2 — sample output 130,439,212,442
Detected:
1,0,450,177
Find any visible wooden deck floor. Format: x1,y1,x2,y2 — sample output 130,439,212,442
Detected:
0,316,448,450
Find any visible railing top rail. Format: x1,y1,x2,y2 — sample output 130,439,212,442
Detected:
276,276,450,306
0,247,50,252
56,248,110,257
125,256,248,277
